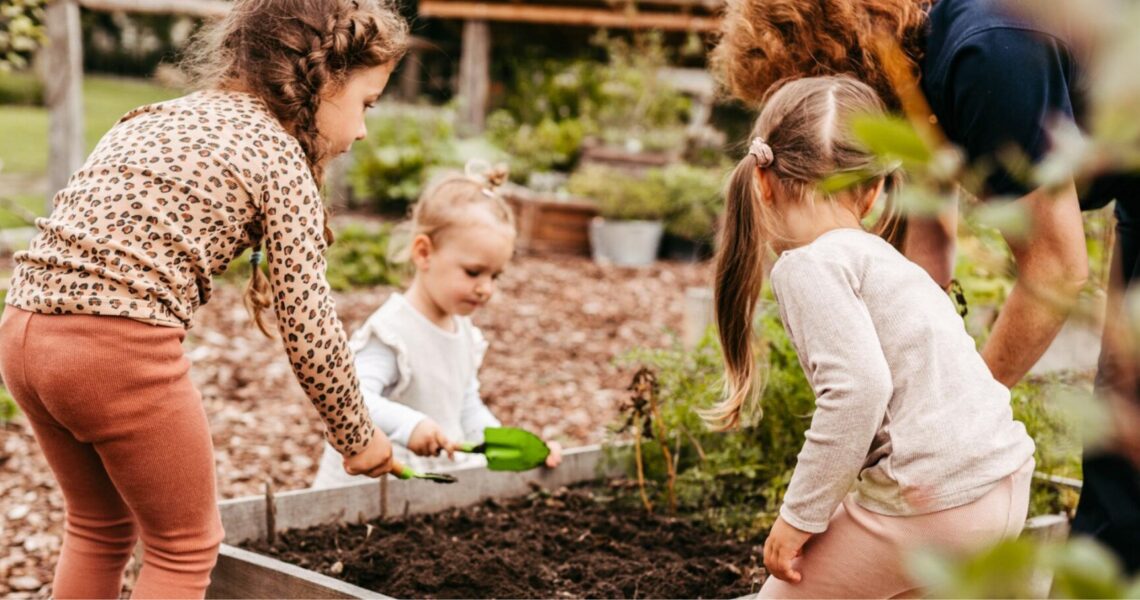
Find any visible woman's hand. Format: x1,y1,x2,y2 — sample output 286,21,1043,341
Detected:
544,440,563,468
407,418,456,459
342,430,395,478
763,516,813,583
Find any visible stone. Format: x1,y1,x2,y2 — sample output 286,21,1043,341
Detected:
7,575,42,592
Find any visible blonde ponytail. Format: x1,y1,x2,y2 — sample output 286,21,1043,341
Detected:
703,154,769,431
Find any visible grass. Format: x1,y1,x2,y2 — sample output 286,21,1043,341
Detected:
0,73,181,175
0,193,43,229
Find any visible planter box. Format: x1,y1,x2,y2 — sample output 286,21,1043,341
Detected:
504,189,599,256
207,448,1076,599
207,445,618,599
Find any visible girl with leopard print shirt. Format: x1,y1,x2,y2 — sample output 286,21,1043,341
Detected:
0,1,407,597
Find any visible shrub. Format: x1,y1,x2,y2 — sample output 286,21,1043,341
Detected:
489,32,693,180
349,106,457,214
323,224,404,291
652,164,724,241
612,296,1082,539
566,165,667,221
0,0,47,72
486,111,586,183
612,302,815,539
1010,374,1086,518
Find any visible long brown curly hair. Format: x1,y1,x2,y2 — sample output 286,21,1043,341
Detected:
182,0,408,336
710,0,931,109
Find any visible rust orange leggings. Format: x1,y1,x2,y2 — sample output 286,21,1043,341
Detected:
0,308,224,599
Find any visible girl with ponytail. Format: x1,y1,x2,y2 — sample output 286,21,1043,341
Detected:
707,76,1035,598
311,161,563,489
0,1,408,596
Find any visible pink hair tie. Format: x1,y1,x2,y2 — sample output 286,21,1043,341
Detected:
749,137,774,168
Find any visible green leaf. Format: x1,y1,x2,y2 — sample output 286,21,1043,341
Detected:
819,170,875,194
851,115,933,168
971,200,1030,238
894,185,952,218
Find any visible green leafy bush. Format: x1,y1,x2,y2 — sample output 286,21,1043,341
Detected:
566,165,667,221
1010,374,1089,518
612,296,1082,539
486,112,586,183
652,164,724,241
349,106,457,214
588,32,691,136
498,56,607,127
489,32,693,181
323,224,403,291
566,164,723,236
612,302,815,538
1,0,47,73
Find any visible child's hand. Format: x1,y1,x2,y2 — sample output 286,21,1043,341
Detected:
544,440,563,468
407,418,456,459
343,430,395,478
763,516,813,583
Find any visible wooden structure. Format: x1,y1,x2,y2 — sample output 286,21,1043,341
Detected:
416,0,724,133
504,187,600,256
207,445,617,599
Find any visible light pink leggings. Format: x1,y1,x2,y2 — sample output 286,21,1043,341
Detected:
759,458,1035,599
0,308,224,599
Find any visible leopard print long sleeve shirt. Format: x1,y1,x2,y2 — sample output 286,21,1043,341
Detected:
5,89,374,456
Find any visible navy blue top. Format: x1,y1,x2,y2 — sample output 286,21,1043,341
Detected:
921,0,1133,209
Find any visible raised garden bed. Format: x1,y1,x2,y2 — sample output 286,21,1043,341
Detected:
244,485,762,599
206,446,763,599
206,446,1075,599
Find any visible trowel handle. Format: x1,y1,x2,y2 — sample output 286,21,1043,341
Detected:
390,460,415,480
456,441,486,454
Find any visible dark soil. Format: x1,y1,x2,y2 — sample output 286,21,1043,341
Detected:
243,483,765,599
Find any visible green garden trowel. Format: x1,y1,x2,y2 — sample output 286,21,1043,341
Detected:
390,460,457,484
457,426,551,472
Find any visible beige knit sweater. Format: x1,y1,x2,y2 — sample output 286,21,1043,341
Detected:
770,228,1035,533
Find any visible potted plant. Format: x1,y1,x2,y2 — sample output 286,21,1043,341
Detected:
568,166,667,267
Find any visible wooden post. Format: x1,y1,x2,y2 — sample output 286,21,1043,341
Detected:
397,47,423,101
264,481,277,545
78,0,230,18
457,19,490,135
44,0,84,214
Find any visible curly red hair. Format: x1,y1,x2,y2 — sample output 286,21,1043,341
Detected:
711,0,931,109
